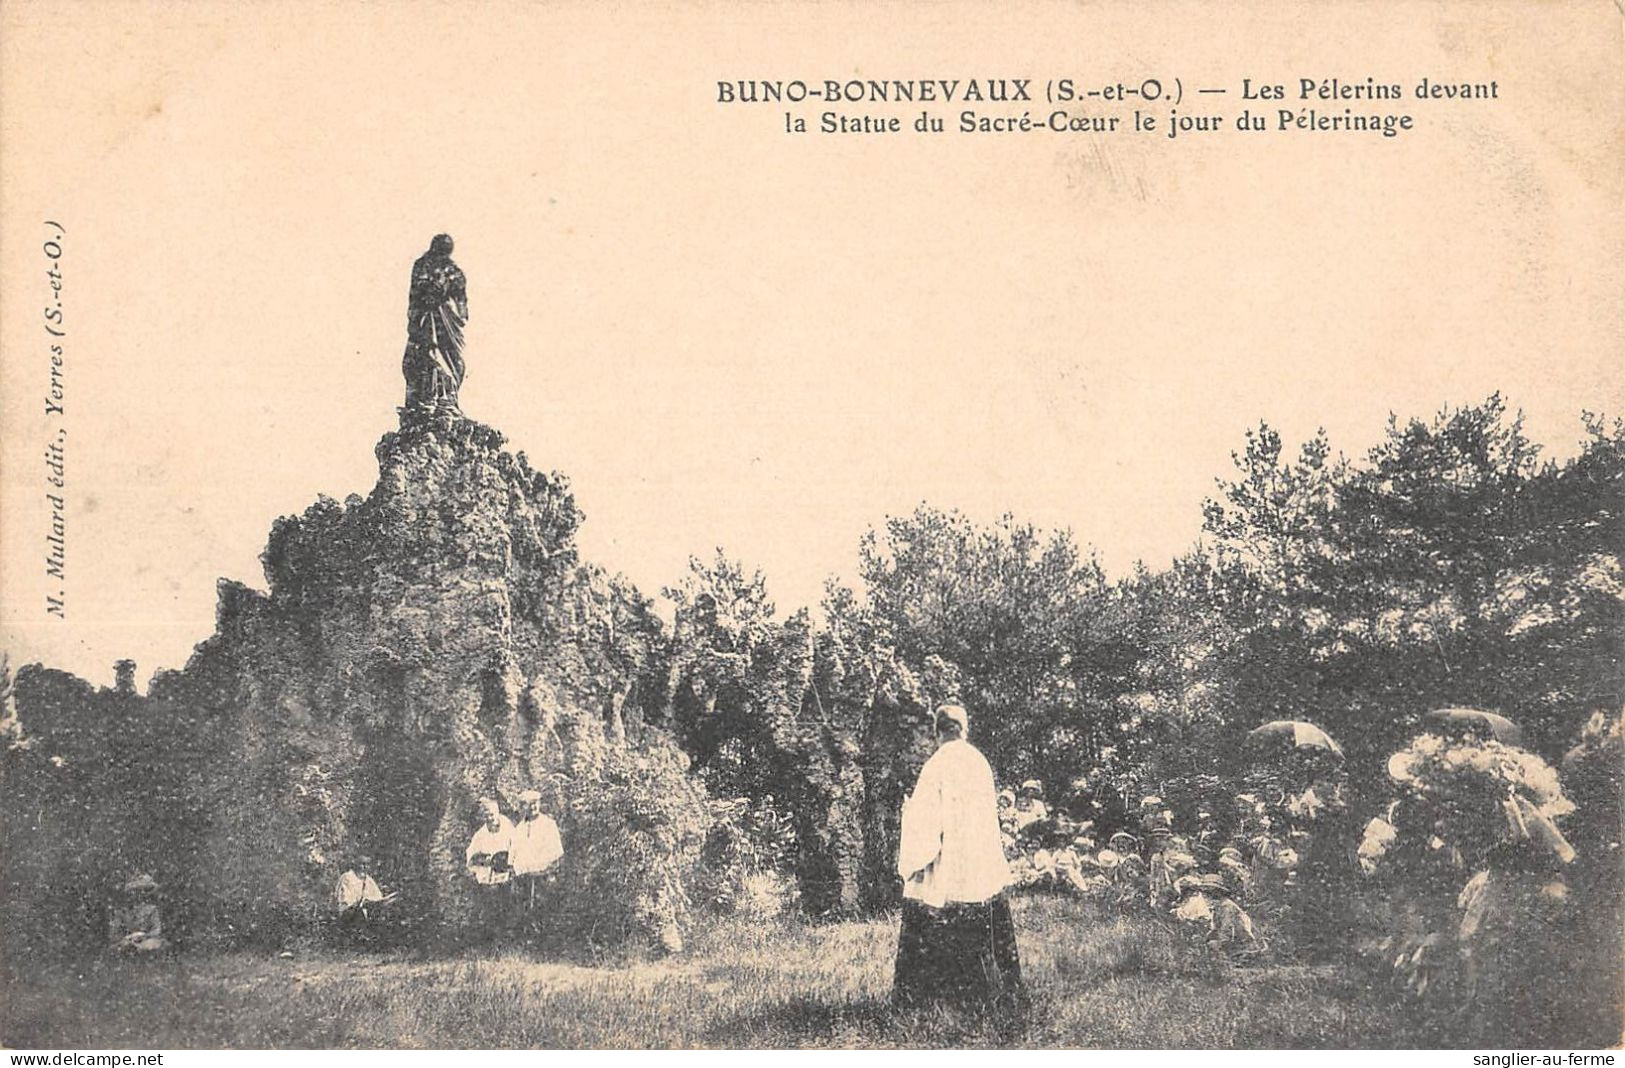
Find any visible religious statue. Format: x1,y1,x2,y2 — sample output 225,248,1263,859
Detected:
402,233,469,409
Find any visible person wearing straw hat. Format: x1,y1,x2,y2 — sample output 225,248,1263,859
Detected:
1013,780,1049,834
1117,853,1148,907
1173,873,1259,954
109,873,167,954
1098,831,1138,907
1145,816,1181,909
1057,836,1109,896
1108,829,1139,853
893,703,1024,1024
333,853,400,944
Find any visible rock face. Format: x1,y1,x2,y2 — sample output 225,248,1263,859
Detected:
170,406,674,939
4,404,960,952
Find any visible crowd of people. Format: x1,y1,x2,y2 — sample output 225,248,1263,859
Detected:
101,695,1613,1040
985,707,1618,1009
993,772,1336,957
893,701,1618,1028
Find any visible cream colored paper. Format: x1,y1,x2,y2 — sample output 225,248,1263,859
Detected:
1,0,1620,1051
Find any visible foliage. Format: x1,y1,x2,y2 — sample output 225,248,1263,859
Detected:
5,394,1618,962
553,736,714,953
662,551,867,915
1202,397,1624,788
694,797,798,919
1561,707,1623,860
851,507,1118,784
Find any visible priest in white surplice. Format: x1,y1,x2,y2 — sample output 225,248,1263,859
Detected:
893,704,1024,1021
510,789,564,934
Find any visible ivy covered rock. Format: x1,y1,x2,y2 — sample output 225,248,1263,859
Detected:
8,407,713,951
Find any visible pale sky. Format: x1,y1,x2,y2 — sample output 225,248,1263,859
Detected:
2,1,1621,688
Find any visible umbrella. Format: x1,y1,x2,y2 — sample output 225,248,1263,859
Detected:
1426,707,1523,746
1387,751,1419,785
1246,720,1345,759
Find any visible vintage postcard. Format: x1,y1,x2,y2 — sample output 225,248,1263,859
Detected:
1,0,1620,1053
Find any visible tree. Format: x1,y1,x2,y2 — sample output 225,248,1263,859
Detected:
662,551,866,915
1203,398,1622,785
852,506,1122,787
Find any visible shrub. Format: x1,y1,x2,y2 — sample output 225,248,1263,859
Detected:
695,796,798,917
552,735,714,953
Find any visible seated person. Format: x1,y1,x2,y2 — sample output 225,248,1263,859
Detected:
1246,816,1299,907
1030,847,1059,886
1138,798,1174,839
1065,777,1129,840
1103,850,1147,908
1217,844,1253,897
1055,836,1110,896
996,788,1018,833
1148,832,1197,909
1013,781,1049,835
334,855,398,939
1172,873,1259,954
109,873,167,954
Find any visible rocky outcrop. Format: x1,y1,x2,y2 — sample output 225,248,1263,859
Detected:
155,406,683,941
5,403,952,952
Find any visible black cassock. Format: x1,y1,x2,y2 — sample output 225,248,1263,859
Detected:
892,894,1024,1019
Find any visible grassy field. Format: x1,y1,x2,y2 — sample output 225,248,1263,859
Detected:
0,894,1613,1049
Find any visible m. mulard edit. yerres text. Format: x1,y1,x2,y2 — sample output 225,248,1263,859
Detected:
42,220,67,619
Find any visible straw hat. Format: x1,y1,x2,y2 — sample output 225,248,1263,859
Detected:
123,873,158,894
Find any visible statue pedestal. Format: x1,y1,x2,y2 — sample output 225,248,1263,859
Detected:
398,402,464,429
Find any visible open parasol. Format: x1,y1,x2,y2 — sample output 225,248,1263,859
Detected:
1426,707,1523,746
1246,720,1345,759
